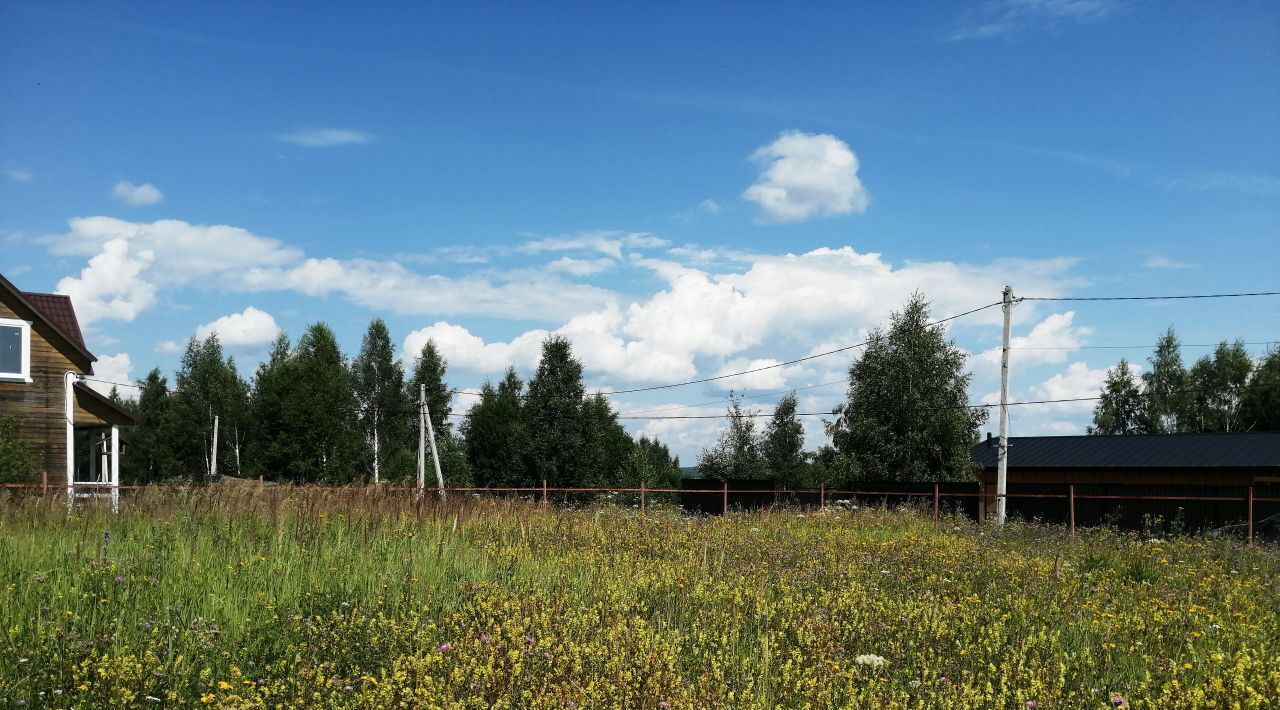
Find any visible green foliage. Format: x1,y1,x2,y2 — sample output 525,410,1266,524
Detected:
247,325,364,483
1185,340,1253,432
578,392,634,488
352,319,412,482
170,334,250,483
697,393,769,480
522,336,586,488
119,369,183,484
0,416,35,484
827,293,986,482
1089,359,1143,435
1140,328,1189,434
762,392,806,486
462,368,528,488
1240,348,1280,431
634,435,682,489
408,339,452,436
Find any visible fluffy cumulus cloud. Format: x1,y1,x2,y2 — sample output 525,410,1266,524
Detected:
43,217,620,329
112,180,165,206
277,128,374,147
402,247,1081,398
86,353,133,397
978,310,1092,368
55,239,157,325
742,131,869,223
195,306,279,348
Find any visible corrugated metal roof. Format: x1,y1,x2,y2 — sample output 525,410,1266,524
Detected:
22,292,88,351
971,433,1280,470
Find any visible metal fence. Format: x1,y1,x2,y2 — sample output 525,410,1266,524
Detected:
3,479,1277,542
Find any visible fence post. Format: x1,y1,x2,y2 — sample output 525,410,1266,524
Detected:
42,470,48,494
723,481,729,515
819,483,825,509
933,483,940,521
640,481,646,514
1247,486,1254,543
1069,484,1076,537
542,479,548,507
258,474,264,484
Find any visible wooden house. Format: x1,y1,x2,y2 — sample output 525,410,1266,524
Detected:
0,273,135,497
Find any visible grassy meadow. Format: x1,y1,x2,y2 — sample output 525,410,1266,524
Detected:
1,489,1278,709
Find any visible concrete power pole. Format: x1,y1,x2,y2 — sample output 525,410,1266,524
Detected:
211,414,220,482
417,385,426,494
422,390,446,498
996,285,1013,525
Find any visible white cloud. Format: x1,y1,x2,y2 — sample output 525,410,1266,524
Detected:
86,353,133,398
946,0,1118,41
519,231,669,259
979,311,1092,367
403,247,1081,391
6,168,32,182
742,131,869,223
112,180,165,206
195,306,279,348
1031,361,1109,413
698,198,722,214
55,238,156,325
547,256,615,276
1142,254,1193,270
156,340,182,355
277,128,374,147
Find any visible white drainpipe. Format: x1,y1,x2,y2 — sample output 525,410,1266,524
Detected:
64,371,76,508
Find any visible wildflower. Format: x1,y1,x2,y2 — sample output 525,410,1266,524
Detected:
147,696,162,702
114,575,125,583
542,652,552,660
344,685,354,692
659,703,671,709
1111,694,1128,707
480,634,491,643
1026,702,1038,708
437,643,452,652
854,654,887,667
217,681,233,690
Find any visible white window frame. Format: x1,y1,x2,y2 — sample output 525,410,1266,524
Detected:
0,317,32,383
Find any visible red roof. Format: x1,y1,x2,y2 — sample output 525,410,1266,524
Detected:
22,292,88,352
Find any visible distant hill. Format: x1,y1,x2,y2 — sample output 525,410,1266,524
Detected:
680,466,701,479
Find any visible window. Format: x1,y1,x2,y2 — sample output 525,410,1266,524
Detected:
0,317,31,382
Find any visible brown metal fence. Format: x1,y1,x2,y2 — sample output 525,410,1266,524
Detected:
2,479,1276,542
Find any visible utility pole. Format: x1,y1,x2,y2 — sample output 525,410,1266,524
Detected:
417,385,426,494
211,414,220,482
422,390,446,498
996,285,1013,525
372,411,380,486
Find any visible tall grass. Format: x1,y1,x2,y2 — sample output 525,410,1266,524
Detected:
1,488,1277,708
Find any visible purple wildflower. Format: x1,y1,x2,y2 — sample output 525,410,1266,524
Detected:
114,575,125,583
834,646,844,653
343,685,354,692
1026,702,1038,709
542,652,552,660
437,643,452,652
659,703,671,709
1111,695,1127,707
480,634,491,644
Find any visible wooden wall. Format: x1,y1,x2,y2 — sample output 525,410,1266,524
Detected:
0,299,89,483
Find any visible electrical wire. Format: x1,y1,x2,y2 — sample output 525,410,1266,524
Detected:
1021,291,1280,302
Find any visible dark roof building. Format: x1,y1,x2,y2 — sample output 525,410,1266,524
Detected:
971,433,1280,476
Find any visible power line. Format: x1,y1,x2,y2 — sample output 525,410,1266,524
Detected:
1021,291,1280,302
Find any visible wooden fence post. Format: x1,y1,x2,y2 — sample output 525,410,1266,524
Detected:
1069,484,1076,537
722,481,729,515
1247,486,1254,544
640,481,646,514
542,479,548,507
819,483,825,509
42,470,48,494
933,483,940,521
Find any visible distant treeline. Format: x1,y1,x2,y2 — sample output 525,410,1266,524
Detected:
112,320,682,490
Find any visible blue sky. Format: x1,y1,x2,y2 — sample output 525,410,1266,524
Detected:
2,1,1277,460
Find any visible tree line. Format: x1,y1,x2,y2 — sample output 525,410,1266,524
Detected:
116,320,682,490
696,294,988,485
1090,329,1280,435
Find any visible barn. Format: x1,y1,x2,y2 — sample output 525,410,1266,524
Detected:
0,273,135,495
